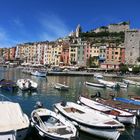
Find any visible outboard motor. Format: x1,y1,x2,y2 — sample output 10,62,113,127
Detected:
61,101,67,107
35,101,43,109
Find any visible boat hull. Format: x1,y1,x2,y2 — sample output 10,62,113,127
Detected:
54,105,124,140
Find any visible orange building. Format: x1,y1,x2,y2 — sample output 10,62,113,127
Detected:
101,44,125,69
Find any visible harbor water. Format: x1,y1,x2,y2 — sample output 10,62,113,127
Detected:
1,67,140,140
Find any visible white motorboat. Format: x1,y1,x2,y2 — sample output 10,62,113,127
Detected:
98,79,119,88
78,96,136,125
94,73,104,79
54,83,69,90
123,79,140,86
31,107,77,140
31,70,47,77
85,81,106,88
0,94,30,140
54,102,125,140
16,79,38,91
116,82,128,88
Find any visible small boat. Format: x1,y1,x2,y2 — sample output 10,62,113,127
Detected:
85,81,106,88
0,94,30,140
114,97,140,106
54,83,69,90
16,79,38,91
94,73,104,79
116,82,128,88
0,79,17,91
31,70,47,77
98,79,119,88
123,79,140,86
54,101,125,140
78,96,136,125
131,96,140,102
31,105,77,140
96,98,140,117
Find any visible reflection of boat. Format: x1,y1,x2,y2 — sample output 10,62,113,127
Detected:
54,83,69,90
85,81,106,88
54,102,125,140
16,79,38,91
0,94,30,140
0,79,17,91
31,107,77,140
78,96,136,125
31,70,47,77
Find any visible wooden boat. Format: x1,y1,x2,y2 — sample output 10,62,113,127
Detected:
114,97,140,106
0,79,17,91
96,98,140,117
0,94,30,140
78,96,136,125
31,107,77,140
16,79,38,91
98,79,119,88
54,83,69,90
131,96,140,102
54,102,125,140
31,70,47,77
85,81,106,88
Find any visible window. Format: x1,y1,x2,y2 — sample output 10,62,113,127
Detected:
130,52,132,56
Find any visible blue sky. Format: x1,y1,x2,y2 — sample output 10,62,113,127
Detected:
0,0,140,47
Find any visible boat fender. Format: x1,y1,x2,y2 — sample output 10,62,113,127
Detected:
77,100,81,105
39,131,44,137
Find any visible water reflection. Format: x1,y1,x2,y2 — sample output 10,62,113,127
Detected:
1,68,140,140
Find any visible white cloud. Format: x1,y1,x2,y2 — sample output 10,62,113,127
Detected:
39,14,70,41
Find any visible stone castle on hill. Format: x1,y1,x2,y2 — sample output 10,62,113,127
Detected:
0,21,140,69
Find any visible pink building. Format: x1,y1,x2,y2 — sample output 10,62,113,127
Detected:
61,43,69,66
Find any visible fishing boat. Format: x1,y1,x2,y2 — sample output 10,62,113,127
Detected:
54,101,125,140
31,70,47,77
31,105,77,140
96,98,140,117
0,94,30,140
54,83,69,90
131,96,140,102
85,81,106,88
98,79,119,88
78,96,136,125
16,79,38,91
0,79,17,91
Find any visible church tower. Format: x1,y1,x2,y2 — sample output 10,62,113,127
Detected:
76,24,82,37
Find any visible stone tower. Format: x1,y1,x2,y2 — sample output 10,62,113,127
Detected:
125,29,140,64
